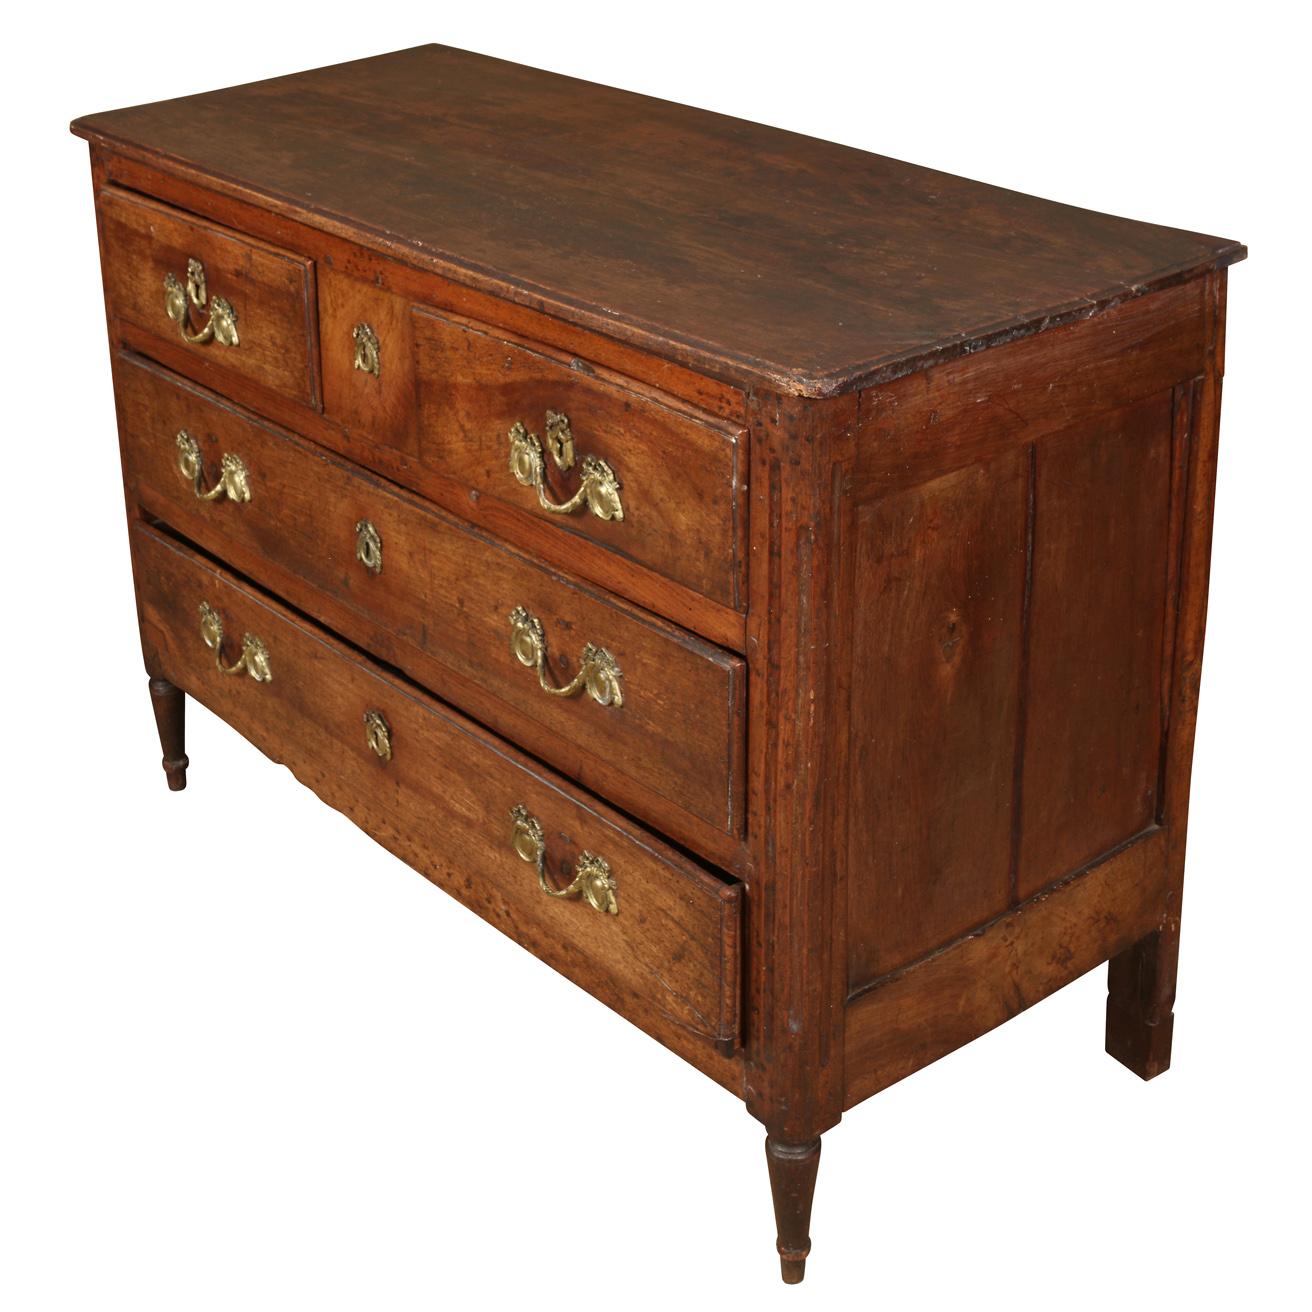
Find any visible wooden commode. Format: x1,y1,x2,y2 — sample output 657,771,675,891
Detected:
73,45,1244,1282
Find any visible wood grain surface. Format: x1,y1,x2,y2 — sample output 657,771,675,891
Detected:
133,522,745,1085
72,45,1244,395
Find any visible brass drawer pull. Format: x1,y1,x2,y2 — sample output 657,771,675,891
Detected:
509,804,618,915
175,430,251,504
355,520,383,574
508,606,623,707
164,258,239,348
353,322,380,377
507,411,623,522
363,709,392,760
198,601,272,682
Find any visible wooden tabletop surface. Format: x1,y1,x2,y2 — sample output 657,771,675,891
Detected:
73,45,1245,396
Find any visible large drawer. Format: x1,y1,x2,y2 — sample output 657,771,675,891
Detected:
132,523,744,1073
97,187,318,407
115,354,747,847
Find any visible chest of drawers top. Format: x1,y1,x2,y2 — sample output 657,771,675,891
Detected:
72,43,1241,398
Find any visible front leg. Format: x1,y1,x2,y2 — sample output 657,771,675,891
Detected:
148,675,188,791
764,1135,822,1284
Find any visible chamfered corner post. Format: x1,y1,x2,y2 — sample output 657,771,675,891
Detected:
744,391,858,1284
765,1135,823,1284
1105,925,1178,1079
148,675,188,791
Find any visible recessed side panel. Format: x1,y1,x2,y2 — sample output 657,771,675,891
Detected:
845,452,1030,988
1016,392,1174,897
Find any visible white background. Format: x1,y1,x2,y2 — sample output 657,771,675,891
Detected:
3,3,1307,1307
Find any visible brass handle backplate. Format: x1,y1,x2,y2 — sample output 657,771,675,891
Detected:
509,804,617,915
176,430,251,504
507,411,623,522
363,709,392,761
508,606,623,707
355,520,383,574
353,323,380,377
164,258,239,348
198,601,272,682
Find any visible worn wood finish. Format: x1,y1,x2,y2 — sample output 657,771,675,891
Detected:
147,675,188,790
845,453,1029,983
72,45,1243,396
319,267,418,456
114,353,747,847
1016,393,1174,896
845,830,1169,1105
134,522,745,1080
76,52,1242,1282
413,309,747,610
101,150,750,427
764,1137,822,1284
97,187,318,406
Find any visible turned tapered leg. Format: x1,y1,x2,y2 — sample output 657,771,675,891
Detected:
148,676,189,792
765,1135,821,1284
1106,923,1178,1079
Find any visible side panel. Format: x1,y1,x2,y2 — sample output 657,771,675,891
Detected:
1016,393,1173,896
846,454,1029,981
844,280,1210,1011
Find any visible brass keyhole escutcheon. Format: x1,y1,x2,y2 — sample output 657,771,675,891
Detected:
353,322,380,377
355,520,383,574
363,709,392,761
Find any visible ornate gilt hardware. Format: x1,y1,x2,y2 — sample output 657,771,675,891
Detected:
355,520,383,574
362,709,392,761
198,601,272,682
163,258,239,348
509,804,618,915
353,322,380,377
175,430,251,504
508,606,623,707
507,411,623,522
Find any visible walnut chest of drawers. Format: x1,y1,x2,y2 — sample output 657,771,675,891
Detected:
73,45,1244,1283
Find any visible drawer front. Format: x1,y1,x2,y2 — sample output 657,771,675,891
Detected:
412,309,747,611
132,523,743,1066
97,187,317,406
115,354,746,842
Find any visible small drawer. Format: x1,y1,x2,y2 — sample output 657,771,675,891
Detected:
114,354,746,846
412,309,747,612
318,266,416,455
132,522,743,1066
97,187,317,406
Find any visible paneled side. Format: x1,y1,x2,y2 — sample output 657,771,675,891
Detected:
846,452,1029,989
1015,392,1174,897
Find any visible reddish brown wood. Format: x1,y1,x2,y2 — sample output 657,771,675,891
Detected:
765,1136,822,1284
851,278,1208,499
743,391,855,1145
71,45,1243,396
97,187,319,407
100,150,751,426
413,308,747,611
74,56,1243,1282
845,830,1170,1105
318,267,418,455
1016,392,1174,896
114,352,747,851
147,675,188,790
133,522,744,1083
1106,928,1177,1079
845,452,1029,985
